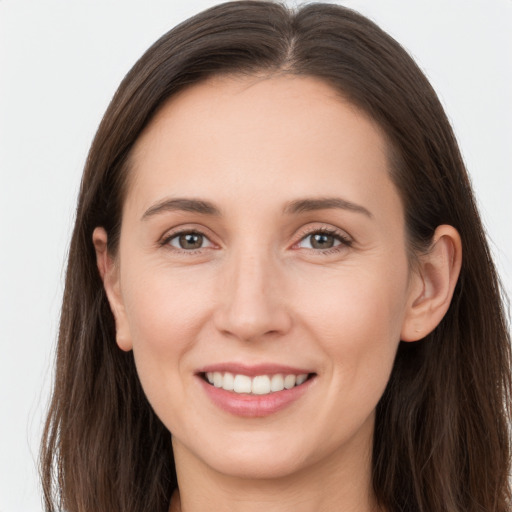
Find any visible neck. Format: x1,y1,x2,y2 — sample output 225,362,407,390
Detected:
170,420,379,512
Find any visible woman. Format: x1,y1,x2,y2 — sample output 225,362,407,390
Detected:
40,2,511,511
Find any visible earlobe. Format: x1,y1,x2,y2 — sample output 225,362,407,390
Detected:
92,227,133,352
401,225,462,342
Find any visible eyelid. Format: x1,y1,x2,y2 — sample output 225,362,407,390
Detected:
169,231,214,249
158,222,353,254
292,224,353,251
159,224,218,252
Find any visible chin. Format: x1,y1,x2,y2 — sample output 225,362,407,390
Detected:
205,449,310,481
175,426,342,482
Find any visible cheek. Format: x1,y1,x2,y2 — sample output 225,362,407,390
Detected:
118,264,218,426
119,263,216,410
298,263,408,340
295,262,409,393
122,264,213,351
290,271,408,444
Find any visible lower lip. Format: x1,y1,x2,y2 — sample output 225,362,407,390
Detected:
198,376,315,417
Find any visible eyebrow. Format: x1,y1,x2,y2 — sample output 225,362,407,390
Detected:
283,197,373,218
141,198,221,220
141,195,372,220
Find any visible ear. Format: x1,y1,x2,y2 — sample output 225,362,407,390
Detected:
401,225,462,342
92,227,133,351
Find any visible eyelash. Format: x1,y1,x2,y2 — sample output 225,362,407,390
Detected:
160,230,213,254
294,227,353,254
160,226,353,255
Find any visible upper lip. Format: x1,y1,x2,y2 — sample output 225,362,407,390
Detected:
196,362,314,377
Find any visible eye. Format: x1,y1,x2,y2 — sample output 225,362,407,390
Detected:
165,231,213,251
296,229,352,251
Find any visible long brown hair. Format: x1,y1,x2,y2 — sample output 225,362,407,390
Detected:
40,2,511,511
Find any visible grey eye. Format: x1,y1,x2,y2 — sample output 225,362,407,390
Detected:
310,233,337,249
168,232,211,250
298,232,342,250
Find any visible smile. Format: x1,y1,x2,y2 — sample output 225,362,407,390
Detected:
197,365,317,417
204,372,310,395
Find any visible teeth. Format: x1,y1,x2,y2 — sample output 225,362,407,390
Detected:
223,371,234,391
284,375,296,389
233,374,252,393
270,374,284,392
205,372,309,395
296,374,308,385
252,375,271,395
213,371,223,388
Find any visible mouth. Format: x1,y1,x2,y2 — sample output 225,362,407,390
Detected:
196,363,317,417
200,371,316,396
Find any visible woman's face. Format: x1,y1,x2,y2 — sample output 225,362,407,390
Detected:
106,75,421,480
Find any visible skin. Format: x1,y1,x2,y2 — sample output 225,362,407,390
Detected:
94,75,462,512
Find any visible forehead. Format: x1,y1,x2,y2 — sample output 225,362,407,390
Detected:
125,74,400,221
132,73,385,161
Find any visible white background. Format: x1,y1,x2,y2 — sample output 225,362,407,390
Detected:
0,1,510,510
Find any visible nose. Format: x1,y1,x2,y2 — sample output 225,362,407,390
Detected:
213,247,292,342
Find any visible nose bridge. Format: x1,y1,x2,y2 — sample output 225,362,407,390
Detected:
214,242,291,341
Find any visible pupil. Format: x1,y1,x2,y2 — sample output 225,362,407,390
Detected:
180,233,203,249
311,233,334,249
